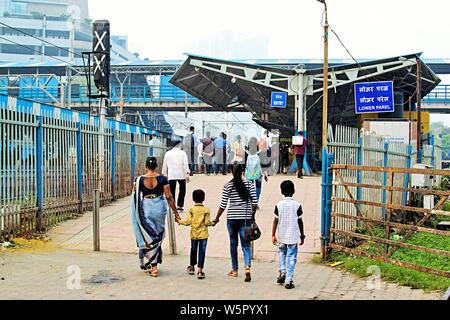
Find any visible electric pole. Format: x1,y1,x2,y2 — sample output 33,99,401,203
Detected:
416,60,422,162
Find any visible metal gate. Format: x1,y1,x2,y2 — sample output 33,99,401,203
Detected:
328,164,450,278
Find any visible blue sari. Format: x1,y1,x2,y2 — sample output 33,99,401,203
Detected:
131,176,168,270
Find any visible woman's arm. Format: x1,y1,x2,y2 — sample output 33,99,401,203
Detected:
178,209,192,226
163,184,181,221
213,185,229,224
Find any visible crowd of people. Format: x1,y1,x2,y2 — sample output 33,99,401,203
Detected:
129,127,308,290
181,126,307,179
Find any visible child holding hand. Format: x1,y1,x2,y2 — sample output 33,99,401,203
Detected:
177,189,214,279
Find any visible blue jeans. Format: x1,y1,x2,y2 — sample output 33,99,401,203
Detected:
278,243,298,283
253,178,262,201
227,220,252,271
190,239,208,269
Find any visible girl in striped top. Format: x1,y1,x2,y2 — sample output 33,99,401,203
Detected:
213,163,258,282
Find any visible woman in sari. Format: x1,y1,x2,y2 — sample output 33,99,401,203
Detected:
131,157,180,277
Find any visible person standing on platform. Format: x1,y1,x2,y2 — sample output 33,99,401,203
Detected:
258,130,272,176
162,141,190,212
293,132,307,179
214,132,229,175
233,135,245,164
184,126,199,176
202,132,214,176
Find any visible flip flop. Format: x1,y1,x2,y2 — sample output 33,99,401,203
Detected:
187,266,195,275
197,272,205,280
228,271,238,278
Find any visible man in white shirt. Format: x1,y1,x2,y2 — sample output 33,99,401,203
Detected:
162,141,190,211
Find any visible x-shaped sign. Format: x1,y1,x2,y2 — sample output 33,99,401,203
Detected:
94,55,106,77
94,30,106,51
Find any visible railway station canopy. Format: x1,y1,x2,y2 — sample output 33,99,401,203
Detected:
170,53,441,135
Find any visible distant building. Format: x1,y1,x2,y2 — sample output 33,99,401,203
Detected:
0,0,139,63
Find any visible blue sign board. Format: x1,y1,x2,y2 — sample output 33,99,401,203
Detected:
271,92,287,108
354,81,395,114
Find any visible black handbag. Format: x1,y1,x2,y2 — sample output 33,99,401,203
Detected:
244,197,261,242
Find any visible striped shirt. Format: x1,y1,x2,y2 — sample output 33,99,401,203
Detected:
220,179,258,220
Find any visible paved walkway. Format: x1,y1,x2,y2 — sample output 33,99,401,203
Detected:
0,174,442,300
49,174,322,261
0,250,441,300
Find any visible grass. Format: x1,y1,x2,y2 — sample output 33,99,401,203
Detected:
317,230,450,292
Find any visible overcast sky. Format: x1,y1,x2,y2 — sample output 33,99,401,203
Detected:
89,0,450,123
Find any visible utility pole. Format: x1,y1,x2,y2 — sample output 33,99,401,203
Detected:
416,60,422,162
320,0,329,150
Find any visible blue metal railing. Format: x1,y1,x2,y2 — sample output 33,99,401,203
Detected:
12,84,202,104
423,84,450,103
3,83,450,105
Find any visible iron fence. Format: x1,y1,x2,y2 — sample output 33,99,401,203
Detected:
0,94,171,239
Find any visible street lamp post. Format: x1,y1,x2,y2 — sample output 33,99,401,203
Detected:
318,0,329,150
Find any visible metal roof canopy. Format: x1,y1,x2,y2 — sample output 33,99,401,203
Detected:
170,53,441,134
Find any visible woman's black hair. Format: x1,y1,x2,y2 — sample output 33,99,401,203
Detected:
231,163,250,201
145,157,158,170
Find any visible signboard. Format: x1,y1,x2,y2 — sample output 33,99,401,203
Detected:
363,120,416,144
271,92,287,108
355,81,394,114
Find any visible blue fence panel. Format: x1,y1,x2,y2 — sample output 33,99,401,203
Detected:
0,94,172,239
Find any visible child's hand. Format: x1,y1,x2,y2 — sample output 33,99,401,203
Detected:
272,236,278,246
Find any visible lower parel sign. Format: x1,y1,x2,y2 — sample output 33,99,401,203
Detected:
355,81,395,114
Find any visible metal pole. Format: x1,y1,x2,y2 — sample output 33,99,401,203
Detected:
322,1,329,150
93,189,100,251
98,95,106,193
167,209,177,255
416,60,422,162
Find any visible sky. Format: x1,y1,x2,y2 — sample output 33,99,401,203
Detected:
89,0,450,125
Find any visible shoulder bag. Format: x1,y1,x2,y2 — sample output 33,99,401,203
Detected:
244,185,262,242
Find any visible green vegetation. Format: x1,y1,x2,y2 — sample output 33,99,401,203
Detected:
319,230,450,292
430,121,450,150
444,202,450,212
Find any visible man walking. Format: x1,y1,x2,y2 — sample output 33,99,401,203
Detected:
293,132,307,179
162,141,190,211
184,126,199,176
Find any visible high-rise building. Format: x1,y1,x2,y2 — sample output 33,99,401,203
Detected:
0,0,139,63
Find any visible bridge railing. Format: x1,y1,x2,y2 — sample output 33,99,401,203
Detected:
2,82,449,105
14,84,202,104
423,84,450,103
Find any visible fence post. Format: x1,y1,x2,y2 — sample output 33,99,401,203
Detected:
321,148,334,259
382,142,389,218
403,145,413,205
431,135,436,168
36,116,44,231
130,140,136,183
111,131,116,201
325,152,334,246
356,137,363,204
321,148,328,258
76,122,83,214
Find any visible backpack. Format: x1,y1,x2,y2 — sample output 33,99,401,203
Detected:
246,154,262,181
